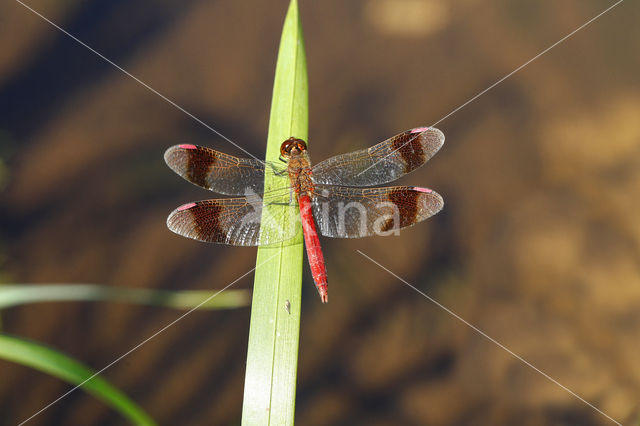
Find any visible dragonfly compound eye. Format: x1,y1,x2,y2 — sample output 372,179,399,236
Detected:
280,139,295,157
280,137,307,156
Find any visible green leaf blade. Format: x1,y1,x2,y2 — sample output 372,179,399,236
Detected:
0,284,250,310
242,0,308,424
0,334,156,425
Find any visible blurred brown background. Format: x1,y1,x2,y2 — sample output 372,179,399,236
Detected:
1,0,639,424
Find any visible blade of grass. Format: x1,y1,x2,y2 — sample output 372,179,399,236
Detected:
0,284,249,310
242,0,307,424
0,334,155,425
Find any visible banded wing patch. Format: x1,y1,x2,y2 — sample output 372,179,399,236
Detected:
164,144,266,196
167,194,301,246
311,127,444,187
311,185,443,238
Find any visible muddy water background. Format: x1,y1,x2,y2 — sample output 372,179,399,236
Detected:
1,0,639,424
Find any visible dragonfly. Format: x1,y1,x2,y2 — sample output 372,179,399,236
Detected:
165,126,444,303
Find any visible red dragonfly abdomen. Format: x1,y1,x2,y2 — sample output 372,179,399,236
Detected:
298,194,328,303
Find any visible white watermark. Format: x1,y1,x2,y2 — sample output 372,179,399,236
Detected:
240,187,405,243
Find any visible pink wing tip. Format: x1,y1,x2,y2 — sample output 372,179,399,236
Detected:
413,187,432,193
410,126,430,134
178,144,197,149
177,202,197,211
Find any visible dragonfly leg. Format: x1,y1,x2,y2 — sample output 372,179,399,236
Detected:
270,160,288,173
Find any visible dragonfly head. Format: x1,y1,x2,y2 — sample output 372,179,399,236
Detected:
280,137,308,159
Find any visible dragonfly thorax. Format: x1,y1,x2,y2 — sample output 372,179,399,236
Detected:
278,137,312,196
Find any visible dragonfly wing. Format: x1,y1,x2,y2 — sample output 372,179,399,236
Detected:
167,194,300,246
311,185,443,238
164,144,267,196
312,127,444,187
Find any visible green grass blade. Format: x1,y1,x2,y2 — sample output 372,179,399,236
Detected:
0,334,156,425
242,0,307,424
0,284,250,310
